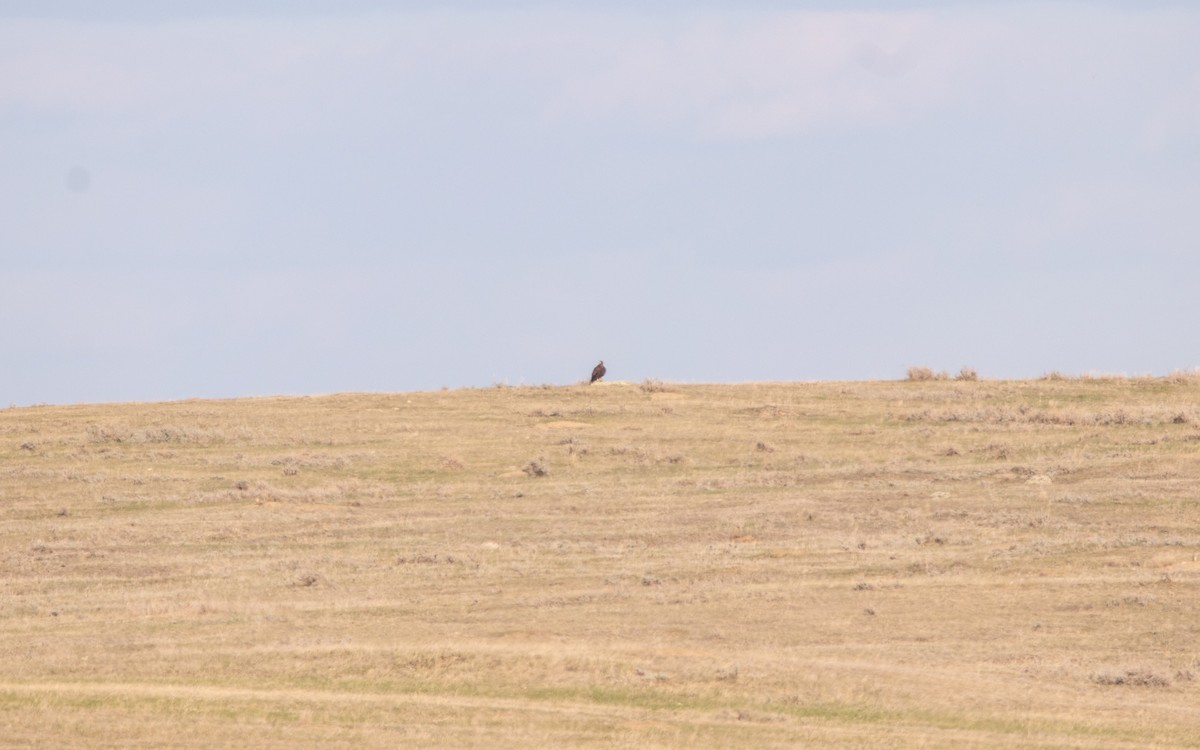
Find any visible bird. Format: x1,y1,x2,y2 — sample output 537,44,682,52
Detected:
590,360,606,384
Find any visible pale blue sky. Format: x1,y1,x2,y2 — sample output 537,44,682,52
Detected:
3,2,1199,404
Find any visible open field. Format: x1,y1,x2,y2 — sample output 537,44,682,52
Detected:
2,377,1200,748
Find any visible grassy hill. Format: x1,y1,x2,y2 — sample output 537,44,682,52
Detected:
2,377,1199,748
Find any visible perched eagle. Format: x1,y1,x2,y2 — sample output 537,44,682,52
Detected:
590,360,606,384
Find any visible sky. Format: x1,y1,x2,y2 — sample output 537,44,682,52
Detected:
3,1,1199,405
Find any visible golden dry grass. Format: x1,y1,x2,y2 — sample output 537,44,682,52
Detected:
2,377,1200,748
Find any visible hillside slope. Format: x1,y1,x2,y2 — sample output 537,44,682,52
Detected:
2,378,1199,748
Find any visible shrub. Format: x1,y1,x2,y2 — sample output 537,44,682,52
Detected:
955,367,979,381
907,366,951,381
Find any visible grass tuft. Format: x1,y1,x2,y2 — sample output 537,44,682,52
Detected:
523,459,548,477
1091,669,1172,687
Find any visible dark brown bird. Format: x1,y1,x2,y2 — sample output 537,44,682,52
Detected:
590,360,606,384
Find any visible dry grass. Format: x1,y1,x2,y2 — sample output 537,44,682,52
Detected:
3,379,1200,747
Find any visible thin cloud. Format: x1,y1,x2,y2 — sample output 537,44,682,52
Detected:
1140,71,1200,153
547,11,979,139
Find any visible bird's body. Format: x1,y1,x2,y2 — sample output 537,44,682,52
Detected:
590,360,606,384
